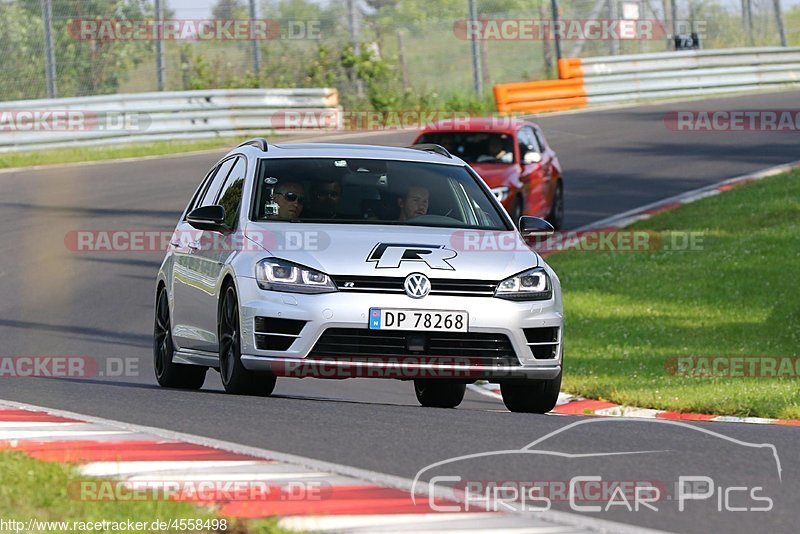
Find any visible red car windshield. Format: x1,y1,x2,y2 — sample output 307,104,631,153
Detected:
416,132,516,164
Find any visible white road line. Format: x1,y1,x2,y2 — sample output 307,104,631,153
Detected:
79,460,267,478
0,429,129,440
0,421,81,428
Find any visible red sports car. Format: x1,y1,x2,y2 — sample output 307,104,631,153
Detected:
413,118,564,229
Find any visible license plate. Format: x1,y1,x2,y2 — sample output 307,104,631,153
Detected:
369,308,468,332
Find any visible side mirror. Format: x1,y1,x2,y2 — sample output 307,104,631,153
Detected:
518,216,554,244
522,151,542,165
186,205,228,232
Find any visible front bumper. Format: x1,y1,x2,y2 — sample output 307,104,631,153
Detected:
235,275,563,381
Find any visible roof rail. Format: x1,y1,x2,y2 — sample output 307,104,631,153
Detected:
237,137,269,151
405,143,452,158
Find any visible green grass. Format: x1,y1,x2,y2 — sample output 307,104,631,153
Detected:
0,137,264,170
0,451,284,533
548,170,800,419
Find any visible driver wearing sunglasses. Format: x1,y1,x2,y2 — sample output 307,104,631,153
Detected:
272,182,305,219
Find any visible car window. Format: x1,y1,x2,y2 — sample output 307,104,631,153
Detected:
252,157,510,230
198,157,236,208
216,157,247,229
533,127,548,151
518,126,540,154
416,132,515,164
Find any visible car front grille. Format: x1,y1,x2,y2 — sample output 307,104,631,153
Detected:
523,327,560,359
307,328,519,367
330,275,497,297
254,317,306,351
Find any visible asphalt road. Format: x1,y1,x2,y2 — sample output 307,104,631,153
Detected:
1,90,799,533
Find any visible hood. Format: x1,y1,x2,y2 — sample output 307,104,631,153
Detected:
469,163,519,188
243,222,539,281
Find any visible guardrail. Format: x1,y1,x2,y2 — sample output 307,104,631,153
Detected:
0,88,339,152
494,47,800,114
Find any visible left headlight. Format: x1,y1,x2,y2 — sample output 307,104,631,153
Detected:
255,258,337,294
494,267,552,301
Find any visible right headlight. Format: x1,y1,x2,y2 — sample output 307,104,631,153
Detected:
255,258,337,294
494,267,552,301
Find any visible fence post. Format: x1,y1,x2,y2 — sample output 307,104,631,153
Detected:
773,0,787,47
468,0,483,96
155,0,165,91
41,0,57,98
249,0,261,76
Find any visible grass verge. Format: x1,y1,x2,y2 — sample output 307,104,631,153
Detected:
0,137,255,170
548,169,800,419
0,450,283,533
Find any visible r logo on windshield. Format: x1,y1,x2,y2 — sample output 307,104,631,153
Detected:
366,243,457,270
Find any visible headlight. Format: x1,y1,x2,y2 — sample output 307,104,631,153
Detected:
491,186,510,202
255,258,337,294
494,267,552,300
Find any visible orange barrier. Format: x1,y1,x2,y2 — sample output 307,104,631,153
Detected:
494,58,586,114
558,58,584,80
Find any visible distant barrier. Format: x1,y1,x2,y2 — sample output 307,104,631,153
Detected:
0,88,339,152
494,47,800,114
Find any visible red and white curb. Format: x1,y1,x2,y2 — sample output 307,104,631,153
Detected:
0,399,665,534
468,385,800,426
574,159,800,233
474,159,800,427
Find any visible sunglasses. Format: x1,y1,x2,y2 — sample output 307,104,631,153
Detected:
276,192,304,204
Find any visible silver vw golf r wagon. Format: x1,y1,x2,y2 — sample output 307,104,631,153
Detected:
155,138,563,412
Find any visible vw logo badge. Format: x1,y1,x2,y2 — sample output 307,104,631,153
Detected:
404,273,431,299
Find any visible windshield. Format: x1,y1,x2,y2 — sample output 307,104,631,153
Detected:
416,132,515,164
251,157,509,230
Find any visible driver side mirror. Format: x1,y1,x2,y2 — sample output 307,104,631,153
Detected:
518,216,554,245
522,150,542,165
186,205,229,232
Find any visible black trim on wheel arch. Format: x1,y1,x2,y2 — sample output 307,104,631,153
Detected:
153,285,207,390
218,282,277,396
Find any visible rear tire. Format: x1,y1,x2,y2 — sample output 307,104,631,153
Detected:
414,380,466,408
546,181,564,230
218,284,277,396
500,371,562,414
153,286,207,390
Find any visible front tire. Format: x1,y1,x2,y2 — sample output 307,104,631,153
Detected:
219,284,276,396
154,286,207,389
500,371,562,414
414,380,466,408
